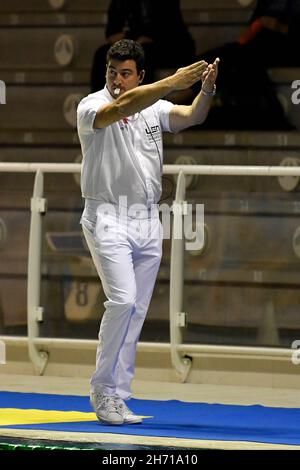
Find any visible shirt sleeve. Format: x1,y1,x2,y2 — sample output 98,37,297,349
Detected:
154,99,176,133
77,94,107,135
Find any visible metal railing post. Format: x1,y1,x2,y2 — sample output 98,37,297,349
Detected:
170,170,192,382
27,170,48,374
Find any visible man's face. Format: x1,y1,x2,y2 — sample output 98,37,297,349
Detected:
106,59,143,98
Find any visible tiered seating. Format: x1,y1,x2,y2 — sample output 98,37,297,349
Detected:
0,0,252,86
1,0,300,346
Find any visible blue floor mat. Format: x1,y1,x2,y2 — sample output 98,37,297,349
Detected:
1,391,300,446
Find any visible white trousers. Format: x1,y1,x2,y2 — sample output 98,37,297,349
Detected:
81,202,162,400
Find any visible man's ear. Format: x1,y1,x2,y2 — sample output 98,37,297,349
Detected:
139,70,145,84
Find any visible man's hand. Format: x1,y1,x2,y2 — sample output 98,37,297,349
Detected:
170,61,208,91
169,58,220,132
201,58,220,93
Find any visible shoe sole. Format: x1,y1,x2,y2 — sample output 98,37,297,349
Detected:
123,413,143,424
97,416,124,425
124,418,143,424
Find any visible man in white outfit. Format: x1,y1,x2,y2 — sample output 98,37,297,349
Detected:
77,39,218,425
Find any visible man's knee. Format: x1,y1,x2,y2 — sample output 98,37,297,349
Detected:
120,297,136,312
105,295,136,314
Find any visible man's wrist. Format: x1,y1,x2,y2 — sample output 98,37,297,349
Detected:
201,84,216,96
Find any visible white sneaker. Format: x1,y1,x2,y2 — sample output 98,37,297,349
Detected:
90,392,124,425
114,396,143,424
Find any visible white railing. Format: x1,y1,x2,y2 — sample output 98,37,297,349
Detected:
1,162,300,378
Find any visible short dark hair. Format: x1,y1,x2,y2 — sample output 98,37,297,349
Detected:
106,39,145,74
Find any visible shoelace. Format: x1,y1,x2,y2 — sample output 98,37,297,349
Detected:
113,396,132,415
95,394,119,413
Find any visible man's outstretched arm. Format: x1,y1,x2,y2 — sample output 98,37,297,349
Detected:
93,61,208,129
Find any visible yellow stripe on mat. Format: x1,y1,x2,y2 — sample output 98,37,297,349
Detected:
0,409,153,426
0,409,96,426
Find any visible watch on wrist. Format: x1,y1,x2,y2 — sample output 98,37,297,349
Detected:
201,84,216,96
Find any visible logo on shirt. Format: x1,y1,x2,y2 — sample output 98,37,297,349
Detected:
145,125,161,143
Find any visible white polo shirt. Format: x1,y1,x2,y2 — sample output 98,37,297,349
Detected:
77,86,174,208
